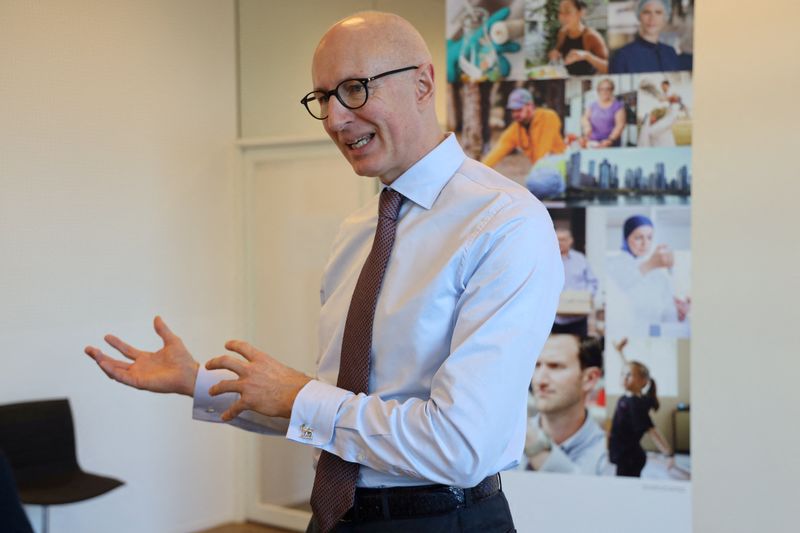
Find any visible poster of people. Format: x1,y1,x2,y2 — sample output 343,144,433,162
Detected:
446,2,693,527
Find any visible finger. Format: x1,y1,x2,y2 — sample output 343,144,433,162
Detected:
224,340,260,362
98,358,134,383
206,355,248,375
208,379,242,397
85,346,128,367
85,346,144,389
85,345,112,363
220,399,248,422
104,334,143,361
153,315,178,344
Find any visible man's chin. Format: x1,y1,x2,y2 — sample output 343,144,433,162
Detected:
348,162,380,178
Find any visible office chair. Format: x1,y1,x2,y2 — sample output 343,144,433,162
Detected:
0,399,123,533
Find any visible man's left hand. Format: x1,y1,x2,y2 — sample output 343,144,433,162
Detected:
205,341,312,421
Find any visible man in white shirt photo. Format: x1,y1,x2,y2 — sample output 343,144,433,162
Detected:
524,334,608,476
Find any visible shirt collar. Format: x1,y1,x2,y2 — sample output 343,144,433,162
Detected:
558,410,596,452
382,133,466,210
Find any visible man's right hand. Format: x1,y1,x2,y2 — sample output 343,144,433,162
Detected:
85,316,199,397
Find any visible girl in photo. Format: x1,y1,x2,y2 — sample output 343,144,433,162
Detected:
608,338,674,477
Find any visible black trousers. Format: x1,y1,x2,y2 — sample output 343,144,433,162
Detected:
614,449,647,477
306,490,516,533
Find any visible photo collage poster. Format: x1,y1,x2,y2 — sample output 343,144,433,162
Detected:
447,0,693,483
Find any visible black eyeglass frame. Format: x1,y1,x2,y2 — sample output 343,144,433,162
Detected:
300,65,419,120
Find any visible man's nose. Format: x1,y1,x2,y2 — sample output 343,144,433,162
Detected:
325,96,354,132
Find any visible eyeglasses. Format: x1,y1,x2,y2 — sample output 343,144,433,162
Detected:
300,65,419,120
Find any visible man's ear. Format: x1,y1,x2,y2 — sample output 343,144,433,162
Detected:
415,63,435,107
582,367,601,394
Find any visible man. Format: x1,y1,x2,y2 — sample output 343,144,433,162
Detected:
85,11,562,533
481,87,566,169
525,334,608,475
552,227,598,337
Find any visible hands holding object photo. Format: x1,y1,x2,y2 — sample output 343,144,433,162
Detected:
85,316,311,420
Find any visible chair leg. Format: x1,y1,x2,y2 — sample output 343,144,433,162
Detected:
41,505,49,533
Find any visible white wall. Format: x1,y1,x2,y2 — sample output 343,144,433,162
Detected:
692,2,800,533
0,1,243,532
238,0,446,139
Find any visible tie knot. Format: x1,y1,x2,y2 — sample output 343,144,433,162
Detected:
379,188,403,221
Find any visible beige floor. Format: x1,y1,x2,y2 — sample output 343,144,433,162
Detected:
198,522,296,533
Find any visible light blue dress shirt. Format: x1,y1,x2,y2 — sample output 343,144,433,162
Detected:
194,134,563,488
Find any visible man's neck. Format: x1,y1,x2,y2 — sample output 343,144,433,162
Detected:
540,404,587,445
378,130,447,185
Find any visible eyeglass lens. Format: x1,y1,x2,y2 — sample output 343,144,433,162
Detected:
304,79,368,119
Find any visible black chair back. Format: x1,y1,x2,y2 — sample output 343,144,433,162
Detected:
0,399,79,486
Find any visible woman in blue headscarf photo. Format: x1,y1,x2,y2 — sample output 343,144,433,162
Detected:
605,214,690,337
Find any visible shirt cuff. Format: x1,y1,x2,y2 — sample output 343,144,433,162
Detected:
192,367,239,423
286,379,352,447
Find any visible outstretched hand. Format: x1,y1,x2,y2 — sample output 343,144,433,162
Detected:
85,316,199,396
613,337,629,354
205,341,312,421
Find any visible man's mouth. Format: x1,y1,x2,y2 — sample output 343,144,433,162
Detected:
346,133,375,150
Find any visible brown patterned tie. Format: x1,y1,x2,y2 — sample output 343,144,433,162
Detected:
310,188,404,533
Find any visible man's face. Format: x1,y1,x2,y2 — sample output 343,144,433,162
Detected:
532,335,592,415
312,32,423,183
511,102,535,125
556,229,574,255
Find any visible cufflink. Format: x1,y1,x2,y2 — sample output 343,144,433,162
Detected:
300,424,314,440
206,407,216,413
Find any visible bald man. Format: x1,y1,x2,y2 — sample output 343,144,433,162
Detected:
86,12,562,532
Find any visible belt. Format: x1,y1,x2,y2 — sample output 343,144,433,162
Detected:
340,474,502,523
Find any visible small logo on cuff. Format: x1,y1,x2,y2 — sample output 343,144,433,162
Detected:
300,424,314,440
